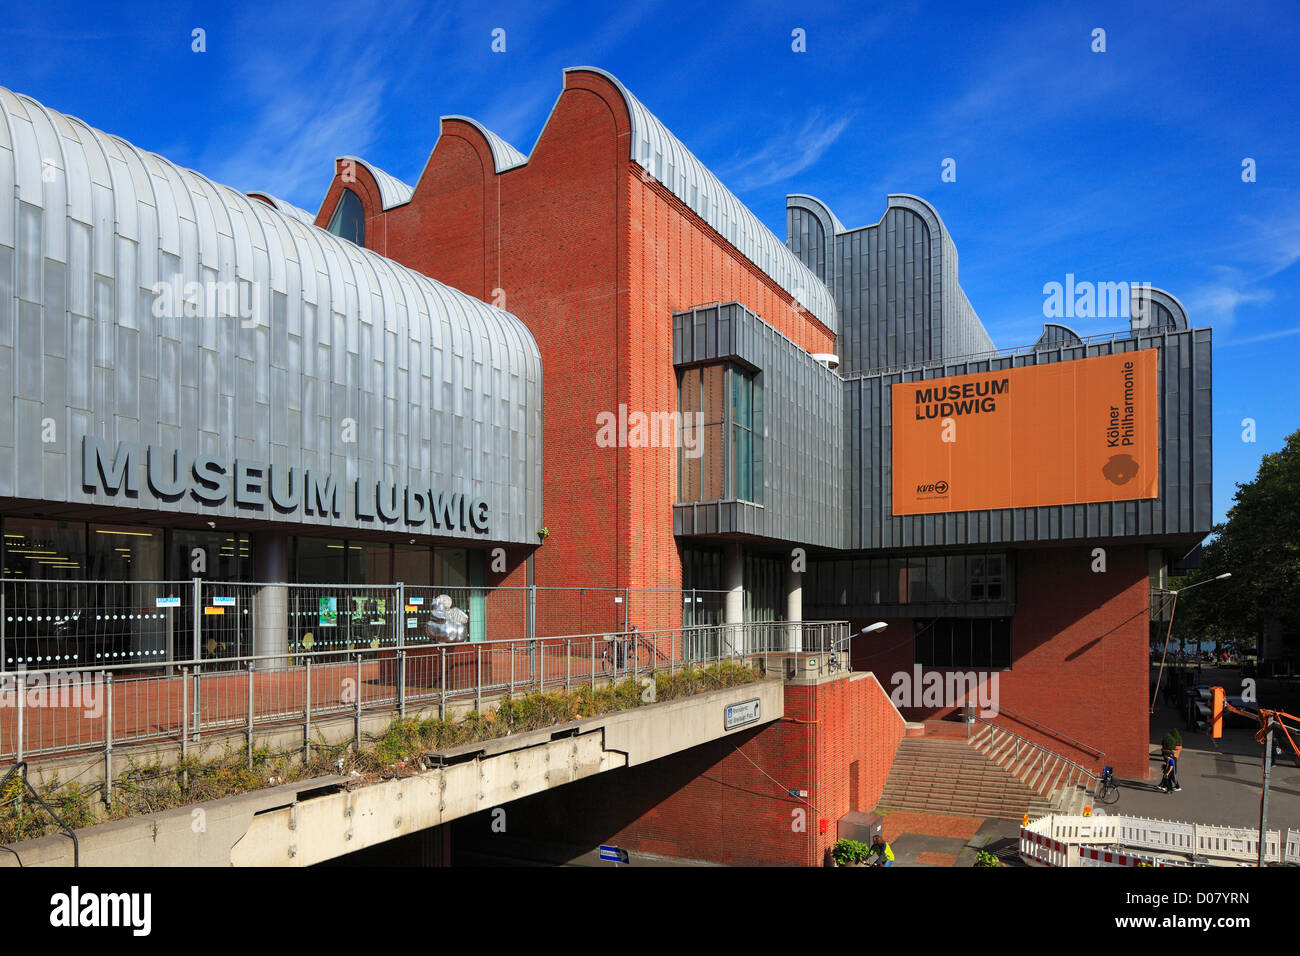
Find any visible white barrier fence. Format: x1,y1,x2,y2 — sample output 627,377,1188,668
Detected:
1020,813,1300,867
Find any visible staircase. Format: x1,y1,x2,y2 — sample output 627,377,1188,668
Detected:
879,736,1054,820
969,720,1096,817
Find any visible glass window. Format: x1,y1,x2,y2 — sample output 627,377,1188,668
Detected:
867,559,886,604
169,530,251,580
730,367,756,502
2,518,86,578
87,523,162,580
394,544,432,586
915,618,1012,668
926,556,945,602
296,537,347,583
325,188,365,246
946,555,968,602
986,555,1004,600
435,548,468,588
678,365,726,502
679,363,760,504
355,543,392,584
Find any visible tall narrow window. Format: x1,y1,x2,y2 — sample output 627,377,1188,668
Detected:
678,363,762,504
326,188,365,246
731,369,753,501
678,365,725,501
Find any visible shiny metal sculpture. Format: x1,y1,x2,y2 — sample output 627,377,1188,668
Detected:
424,594,469,643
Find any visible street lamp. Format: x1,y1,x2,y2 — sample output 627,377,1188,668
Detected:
831,622,887,669
1151,573,1232,716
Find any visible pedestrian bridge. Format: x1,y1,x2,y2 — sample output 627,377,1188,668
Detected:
4,678,785,866
0,619,848,866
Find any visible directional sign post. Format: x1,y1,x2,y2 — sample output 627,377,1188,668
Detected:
598,844,630,866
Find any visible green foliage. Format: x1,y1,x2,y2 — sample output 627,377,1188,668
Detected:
832,838,871,865
0,771,98,844
1171,429,1300,651
0,661,763,844
975,849,1005,867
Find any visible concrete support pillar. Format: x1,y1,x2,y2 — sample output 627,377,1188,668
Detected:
785,564,803,653
252,532,289,670
724,541,744,656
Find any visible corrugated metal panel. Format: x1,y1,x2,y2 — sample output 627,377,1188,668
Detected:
246,191,317,226
0,85,543,543
333,155,414,209
845,330,1213,550
673,302,843,549
567,68,836,331
439,115,527,172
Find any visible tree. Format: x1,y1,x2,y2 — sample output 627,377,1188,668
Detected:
1171,429,1300,653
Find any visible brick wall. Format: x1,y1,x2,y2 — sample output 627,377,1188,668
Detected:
313,71,838,634
849,545,1151,778
460,674,904,866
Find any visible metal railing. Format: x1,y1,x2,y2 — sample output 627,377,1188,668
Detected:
839,328,1170,382
989,707,1105,760
971,716,1101,798
0,578,729,672
0,619,849,769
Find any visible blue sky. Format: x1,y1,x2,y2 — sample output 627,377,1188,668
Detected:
2,0,1297,524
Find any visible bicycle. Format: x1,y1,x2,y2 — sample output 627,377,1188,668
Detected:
601,629,653,677
1095,765,1120,805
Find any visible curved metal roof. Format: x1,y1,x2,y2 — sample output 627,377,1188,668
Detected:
440,115,527,172
0,85,544,540
565,67,837,331
334,154,415,209
246,190,317,226
1035,322,1085,349
787,193,846,235
1132,286,1190,332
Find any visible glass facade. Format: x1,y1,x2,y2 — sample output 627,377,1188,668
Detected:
678,363,762,504
0,517,481,588
914,618,1013,669
744,553,783,622
325,188,365,246
808,552,1013,609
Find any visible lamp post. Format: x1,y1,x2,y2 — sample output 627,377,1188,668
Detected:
833,621,887,672
1151,573,1231,717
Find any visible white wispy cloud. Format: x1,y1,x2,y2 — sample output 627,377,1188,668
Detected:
723,111,854,192
196,0,437,209
1217,324,1300,347
1181,207,1300,330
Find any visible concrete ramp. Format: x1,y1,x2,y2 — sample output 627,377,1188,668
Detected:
3,679,783,867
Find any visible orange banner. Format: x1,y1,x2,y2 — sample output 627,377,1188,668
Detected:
891,350,1159,515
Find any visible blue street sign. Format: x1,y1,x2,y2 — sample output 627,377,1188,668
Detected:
598,844,630,865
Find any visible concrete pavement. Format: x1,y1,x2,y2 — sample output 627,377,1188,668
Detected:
1116,667,1300,830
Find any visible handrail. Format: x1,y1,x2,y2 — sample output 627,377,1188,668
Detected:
0,620,850,680
991,707,1105,759
972,715,1100,790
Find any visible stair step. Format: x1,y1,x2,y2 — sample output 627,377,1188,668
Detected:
878,732,1073,819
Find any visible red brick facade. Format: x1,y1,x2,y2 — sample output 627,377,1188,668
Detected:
313,68,1159,833
460,674,904,866
849,545,1151,778
316,70,833,633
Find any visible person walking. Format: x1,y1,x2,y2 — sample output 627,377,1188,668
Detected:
1159,750,1177,793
